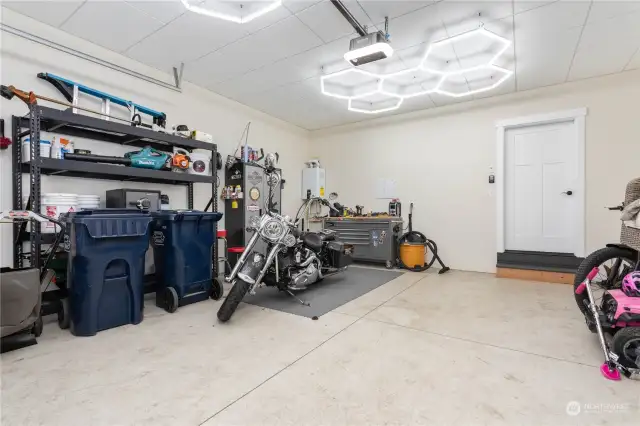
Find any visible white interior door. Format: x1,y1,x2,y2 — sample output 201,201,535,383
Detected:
505,121,578,253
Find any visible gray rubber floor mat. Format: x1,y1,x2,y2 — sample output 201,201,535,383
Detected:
244,267,403,318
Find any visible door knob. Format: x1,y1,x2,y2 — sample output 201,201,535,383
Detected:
562,190,573,196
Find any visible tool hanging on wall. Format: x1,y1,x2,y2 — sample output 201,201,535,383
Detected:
1,84,138,125
37,72,167,129
226,122,251,169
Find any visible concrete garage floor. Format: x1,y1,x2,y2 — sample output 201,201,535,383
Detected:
1,270,638,425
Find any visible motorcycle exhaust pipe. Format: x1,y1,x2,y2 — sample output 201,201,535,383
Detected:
299,253,319,268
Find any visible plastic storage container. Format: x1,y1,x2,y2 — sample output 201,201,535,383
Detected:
151,210,223,312
22,138,51,162
77,194,101,210
42,193,78,233
64,209,152,336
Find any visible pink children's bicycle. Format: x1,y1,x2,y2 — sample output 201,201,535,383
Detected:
574,178,640,380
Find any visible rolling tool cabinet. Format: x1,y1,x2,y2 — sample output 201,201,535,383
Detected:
324,217,403,268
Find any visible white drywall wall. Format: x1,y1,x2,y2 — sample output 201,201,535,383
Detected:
310,70,640,273
0,7,310,267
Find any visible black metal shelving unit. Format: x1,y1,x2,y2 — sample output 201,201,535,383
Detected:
12,105,218,312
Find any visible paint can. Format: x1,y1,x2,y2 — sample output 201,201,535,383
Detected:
77,194,100,210
41,193,78,233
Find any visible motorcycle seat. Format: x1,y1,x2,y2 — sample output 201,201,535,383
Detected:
302,232,335,252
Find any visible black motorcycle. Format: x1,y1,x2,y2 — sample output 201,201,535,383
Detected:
217,169,354,322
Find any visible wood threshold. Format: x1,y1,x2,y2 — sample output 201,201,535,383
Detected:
496,267,574,284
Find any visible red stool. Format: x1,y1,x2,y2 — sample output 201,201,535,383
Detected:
216,230,231,274
227,247,245,271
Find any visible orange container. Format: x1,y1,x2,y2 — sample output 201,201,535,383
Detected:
399,242,426,268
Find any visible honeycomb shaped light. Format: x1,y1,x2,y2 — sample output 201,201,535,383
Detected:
380,68,443,99
348,93,403,114
321,26,512,114
420,27,511,73
436,64,513,98
321,68,381,100
181,0,282,24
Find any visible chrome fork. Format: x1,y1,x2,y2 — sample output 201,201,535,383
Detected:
226,232,260,283
249,244,282,294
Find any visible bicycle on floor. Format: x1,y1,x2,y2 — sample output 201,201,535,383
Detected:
573,178,640,380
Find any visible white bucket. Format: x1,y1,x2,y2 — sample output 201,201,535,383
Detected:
22,138,51,162
188,150,212,176
77,194,100,210
42,193,78,233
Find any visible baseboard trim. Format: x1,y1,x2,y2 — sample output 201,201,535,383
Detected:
496,267,575,284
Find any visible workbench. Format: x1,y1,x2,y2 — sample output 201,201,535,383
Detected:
324,217,404,268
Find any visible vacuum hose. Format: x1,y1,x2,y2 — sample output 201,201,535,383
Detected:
396,231,438,272
395,202,450,274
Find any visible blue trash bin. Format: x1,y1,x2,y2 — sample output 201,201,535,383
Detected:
64,209,152,336
151,210,223,312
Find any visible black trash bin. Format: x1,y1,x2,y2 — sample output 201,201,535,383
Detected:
151,210,223,312
64,209,152,336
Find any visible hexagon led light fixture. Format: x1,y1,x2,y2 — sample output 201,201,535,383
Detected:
349,93,403,114
321,68,381,100
380,68,444,99
181,0,282,24
320,26,513,114
419,27,511,73
436,64,513,98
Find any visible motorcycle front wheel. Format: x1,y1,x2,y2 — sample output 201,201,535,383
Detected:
217,278,251,322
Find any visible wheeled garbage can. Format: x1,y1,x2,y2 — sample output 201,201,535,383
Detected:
151,210,223,313
64,209,152,336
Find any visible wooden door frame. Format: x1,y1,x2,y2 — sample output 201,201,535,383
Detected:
495,108,587,257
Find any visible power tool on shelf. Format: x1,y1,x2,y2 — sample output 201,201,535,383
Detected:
171,148,191,172
64,146,171,170
125,147,171,170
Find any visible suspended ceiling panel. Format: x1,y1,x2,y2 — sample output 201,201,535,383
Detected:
4,0,640,130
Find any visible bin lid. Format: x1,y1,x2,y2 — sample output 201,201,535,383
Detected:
64,209,152,239
151,210,223,222
67,209,151,217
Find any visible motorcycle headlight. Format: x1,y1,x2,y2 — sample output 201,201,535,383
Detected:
248,215,261,230
262,219,285,241
284,234,297,247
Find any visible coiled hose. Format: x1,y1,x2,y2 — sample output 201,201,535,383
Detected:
396,231,439,272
